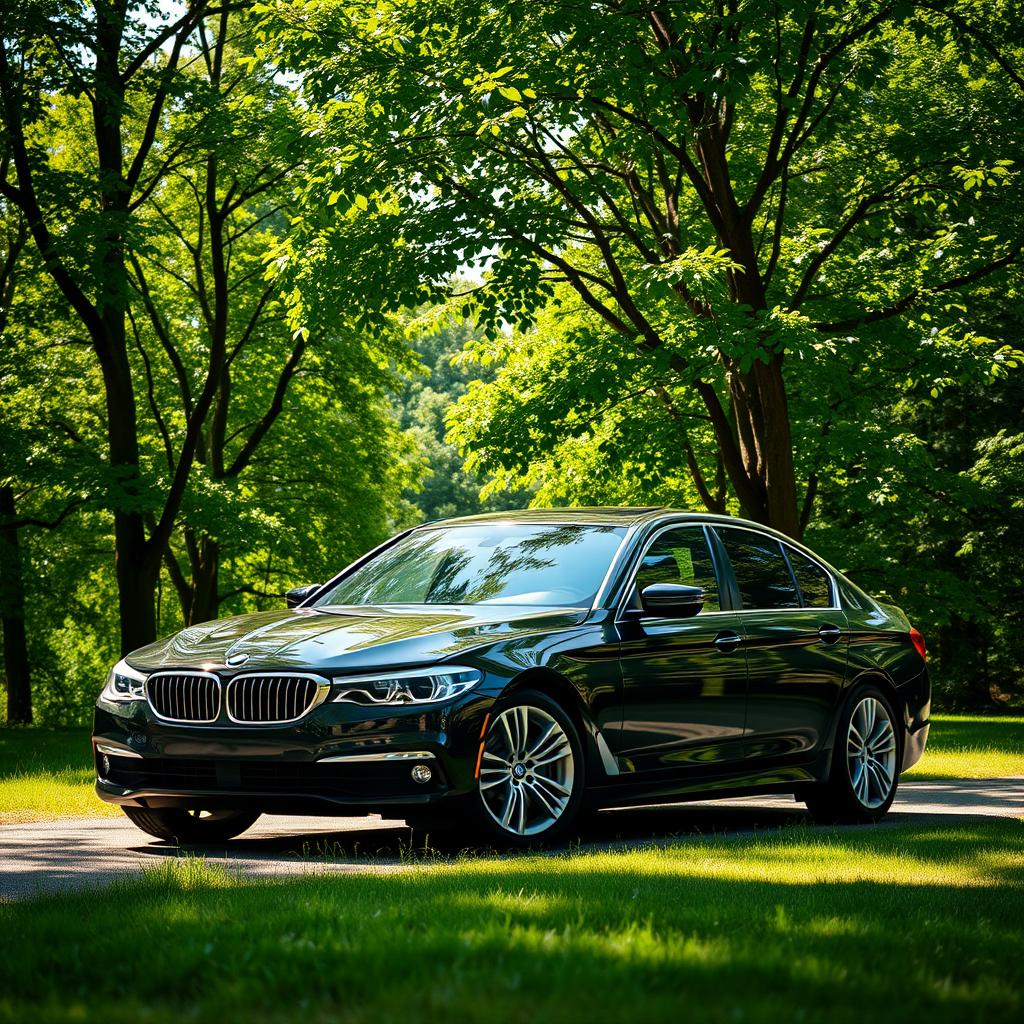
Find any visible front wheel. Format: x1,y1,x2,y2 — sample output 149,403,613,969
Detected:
805,686,900,824
414,690,586,847
122,806,261,845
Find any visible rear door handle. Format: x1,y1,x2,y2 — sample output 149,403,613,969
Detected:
714,630,742,653
818,624,843,645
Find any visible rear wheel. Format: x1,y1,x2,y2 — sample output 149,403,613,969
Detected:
122,806,261,844
805,686,900,824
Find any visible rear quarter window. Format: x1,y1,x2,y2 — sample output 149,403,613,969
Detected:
717,528,801,610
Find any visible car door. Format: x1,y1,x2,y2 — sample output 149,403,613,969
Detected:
712,526,849,761
612,524,749,772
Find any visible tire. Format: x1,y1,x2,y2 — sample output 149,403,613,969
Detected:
805,685,901,824
122,806,261,845
415,689,586,848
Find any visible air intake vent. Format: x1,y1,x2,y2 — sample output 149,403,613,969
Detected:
146,672,221,723
226,675,325,724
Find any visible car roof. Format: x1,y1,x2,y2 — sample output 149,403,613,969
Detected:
423,507,668,528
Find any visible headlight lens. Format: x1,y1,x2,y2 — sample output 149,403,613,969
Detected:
332,667,481,706
100,658,148,702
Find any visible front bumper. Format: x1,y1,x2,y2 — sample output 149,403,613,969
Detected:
92,689,492,815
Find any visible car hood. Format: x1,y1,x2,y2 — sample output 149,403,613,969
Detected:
126,604,588,675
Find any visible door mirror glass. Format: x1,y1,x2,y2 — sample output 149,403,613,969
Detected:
286,584,320,608
640,583,705,618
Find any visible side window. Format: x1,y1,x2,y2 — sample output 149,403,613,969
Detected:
635,526,720,612
718,528,800,610
786,547,833,608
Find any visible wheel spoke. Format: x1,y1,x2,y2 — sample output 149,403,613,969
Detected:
533,772,571,798
532,746,571,769
517,706,531,755
868,715,890,746
527,780,560,818
500,785,517,828
481,750,510,768
863,699,876,739
527,721,557,760
531,732,570,765
870,755,893,788
499,714,516,755
848,722,864,750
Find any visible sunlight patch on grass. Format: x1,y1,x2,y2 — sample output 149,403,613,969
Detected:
0,768,119,823
1,820,1021,1024
909,714,1024,779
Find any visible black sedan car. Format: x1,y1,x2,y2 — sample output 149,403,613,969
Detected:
94,508,930,845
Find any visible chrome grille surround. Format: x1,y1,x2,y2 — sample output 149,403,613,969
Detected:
225,673,330,725
145,671,221,724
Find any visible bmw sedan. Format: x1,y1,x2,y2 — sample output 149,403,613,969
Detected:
94,508,930,845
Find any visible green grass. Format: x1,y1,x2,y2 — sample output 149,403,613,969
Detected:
907,714,1024,779
0,713,1020,822
1,819,1021,1023
0,727,117,823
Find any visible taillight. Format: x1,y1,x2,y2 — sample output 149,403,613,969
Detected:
909,626,926,662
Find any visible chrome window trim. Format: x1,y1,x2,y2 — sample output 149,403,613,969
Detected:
145,670,222,724
317,750,437,763
225,672,331,725
612,517,844,620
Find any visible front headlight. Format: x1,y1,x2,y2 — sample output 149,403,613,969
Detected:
100,658,148,702
332,666,481,706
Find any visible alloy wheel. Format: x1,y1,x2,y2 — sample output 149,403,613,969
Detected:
846,696,897,809
479,704,575,836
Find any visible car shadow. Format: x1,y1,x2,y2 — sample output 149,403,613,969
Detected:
127,776,1023,867
127,799,869,865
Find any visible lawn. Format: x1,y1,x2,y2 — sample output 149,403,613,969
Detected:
0,818,1021,1024
906,714,1024,779
1,714,1021,823
0,727,118,823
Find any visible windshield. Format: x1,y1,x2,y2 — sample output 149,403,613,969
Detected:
315,523,627,609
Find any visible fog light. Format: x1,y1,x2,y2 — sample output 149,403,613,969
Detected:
101,754,111,776
411,764,432,784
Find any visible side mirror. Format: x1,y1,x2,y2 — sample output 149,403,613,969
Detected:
639,583,704,619
285,584,320,608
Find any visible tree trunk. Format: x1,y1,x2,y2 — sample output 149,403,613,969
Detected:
93,1,159,655
186,532,220,625
0,485,32,723
691,123,804,539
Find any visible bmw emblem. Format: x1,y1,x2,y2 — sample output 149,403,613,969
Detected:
226,652,249,667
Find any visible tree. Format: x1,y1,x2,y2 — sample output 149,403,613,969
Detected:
119,15,407,625
264,0,1024,539
0,0,246,651
397,311,528,521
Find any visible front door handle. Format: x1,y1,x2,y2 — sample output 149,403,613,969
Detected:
818,623,843,645
714,630,742,653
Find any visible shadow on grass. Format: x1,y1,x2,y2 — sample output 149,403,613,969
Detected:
1,819,1021,1024
0,726,93,778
